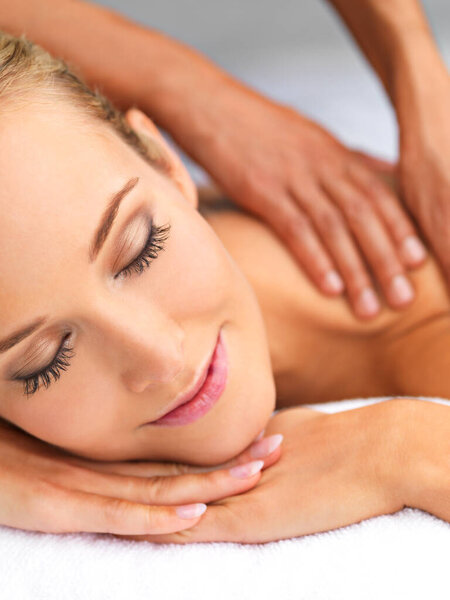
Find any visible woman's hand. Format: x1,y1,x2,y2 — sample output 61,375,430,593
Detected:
191,83,427,320
128,399,448,544
0,418,282,536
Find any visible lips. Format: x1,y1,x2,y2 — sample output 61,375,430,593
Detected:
148,328,228,427
157,341,215,419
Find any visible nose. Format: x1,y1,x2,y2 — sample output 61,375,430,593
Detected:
91,300,185,394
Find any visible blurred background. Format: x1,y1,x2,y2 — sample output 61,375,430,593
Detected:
95,0,449,179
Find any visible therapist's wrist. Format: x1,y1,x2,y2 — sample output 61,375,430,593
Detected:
390,28,448,108
394,47,449,165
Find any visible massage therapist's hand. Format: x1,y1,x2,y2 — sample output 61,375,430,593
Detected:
0,418,282,536
191,83,426,319
396,64,450,288
133,399,450,544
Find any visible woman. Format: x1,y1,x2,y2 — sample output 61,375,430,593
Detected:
0,33,448,544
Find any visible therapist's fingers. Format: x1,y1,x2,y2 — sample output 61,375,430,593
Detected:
288,182,382,318
253,191,346,297
321,176,417,313
347,161,427,269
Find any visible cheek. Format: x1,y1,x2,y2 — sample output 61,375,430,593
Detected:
1,370,129,459
157,213,232,318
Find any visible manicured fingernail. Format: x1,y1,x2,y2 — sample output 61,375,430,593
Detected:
176,503,207,519
389,274,414,305
323,270,345,294
250,434,284,459
229,460,264,479
401,236,426,264
356,288,380,317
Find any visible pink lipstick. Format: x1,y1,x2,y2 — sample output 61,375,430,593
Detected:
149,329,228,427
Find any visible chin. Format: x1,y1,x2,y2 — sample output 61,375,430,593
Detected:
173,374,277,467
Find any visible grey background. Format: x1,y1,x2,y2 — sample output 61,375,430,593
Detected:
94,1,449,176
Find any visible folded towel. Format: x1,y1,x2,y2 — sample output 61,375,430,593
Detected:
1,395,448,600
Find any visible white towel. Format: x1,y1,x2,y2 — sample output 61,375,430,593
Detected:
1,396,449,600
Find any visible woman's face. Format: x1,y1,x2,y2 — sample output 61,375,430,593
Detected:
0,102,275,465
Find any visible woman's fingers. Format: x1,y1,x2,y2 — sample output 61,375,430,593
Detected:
44,459,266,506
0,421,282,536
2,457,268,535
216,434,283,470
65,456,203,477
15,483,209,535
116,501,246,544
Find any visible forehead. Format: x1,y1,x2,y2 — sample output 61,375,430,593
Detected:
0,104,150,323
0,102,134,221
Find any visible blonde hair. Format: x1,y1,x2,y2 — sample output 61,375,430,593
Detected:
0,31,171,173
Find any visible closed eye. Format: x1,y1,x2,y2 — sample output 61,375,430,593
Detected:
115,220,171,280
16,333,75,396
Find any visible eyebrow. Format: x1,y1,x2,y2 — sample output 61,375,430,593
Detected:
89,176,140,262
0,177,140,356
0,316,48,355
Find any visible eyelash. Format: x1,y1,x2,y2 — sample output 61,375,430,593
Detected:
115,221,171,280
19,220,171,396
20,335,75,396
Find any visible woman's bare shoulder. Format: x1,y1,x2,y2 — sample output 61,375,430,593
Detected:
200,188,450,340
201,188,450,400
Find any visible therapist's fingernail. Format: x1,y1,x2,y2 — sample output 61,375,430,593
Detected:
323,270,345,294
389,274,414,305
401,236,426,264
250,434,284,459
356,288,380,317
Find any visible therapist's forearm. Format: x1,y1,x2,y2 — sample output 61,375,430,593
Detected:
326,0,448,112
0,0,232,151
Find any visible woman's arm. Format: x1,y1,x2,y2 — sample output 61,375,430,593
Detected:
0,0,426,317
131,398,450,544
